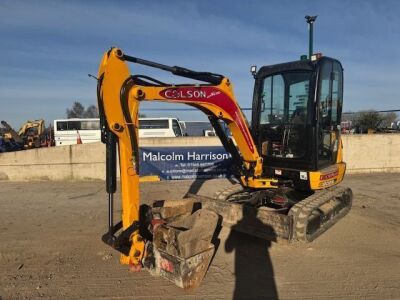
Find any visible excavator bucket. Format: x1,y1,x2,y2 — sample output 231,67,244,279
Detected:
148,200,219,289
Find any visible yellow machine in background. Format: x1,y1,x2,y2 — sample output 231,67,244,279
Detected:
1,120,24,145
1,119,48,149
18,119,46,148
96,48,352,289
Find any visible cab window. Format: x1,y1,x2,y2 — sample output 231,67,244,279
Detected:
317,60,343,166
260,75,284,124
259,71,312,159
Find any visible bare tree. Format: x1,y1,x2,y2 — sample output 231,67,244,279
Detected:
381,112,398,127
66,102,99,118
66,102,85,118
83,105,99,118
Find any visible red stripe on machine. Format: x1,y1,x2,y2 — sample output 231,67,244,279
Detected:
160,87,254,153
320,170,339,181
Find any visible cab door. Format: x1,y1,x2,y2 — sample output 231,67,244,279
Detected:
317,59,343,168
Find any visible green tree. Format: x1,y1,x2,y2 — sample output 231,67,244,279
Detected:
355,110,382,132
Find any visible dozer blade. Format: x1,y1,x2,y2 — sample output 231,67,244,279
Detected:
289,186,353,242
149,202,219,289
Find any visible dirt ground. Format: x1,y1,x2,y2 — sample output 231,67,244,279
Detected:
0,174,399,299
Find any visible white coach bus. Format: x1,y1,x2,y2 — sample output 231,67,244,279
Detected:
54,118,101,146
54,117,183,146
138,117,183,138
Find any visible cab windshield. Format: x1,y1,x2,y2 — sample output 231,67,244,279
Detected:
260,72,311,126
259,71,312,158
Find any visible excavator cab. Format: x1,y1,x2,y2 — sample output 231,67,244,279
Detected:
251,56,344,189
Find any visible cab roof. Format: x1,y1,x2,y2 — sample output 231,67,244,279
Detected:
256,57,340,79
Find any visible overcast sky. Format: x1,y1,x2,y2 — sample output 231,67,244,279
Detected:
1,0,399,127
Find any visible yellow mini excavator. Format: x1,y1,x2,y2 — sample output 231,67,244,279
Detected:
96,48,352,289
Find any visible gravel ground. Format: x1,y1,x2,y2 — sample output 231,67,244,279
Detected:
0,174,399,299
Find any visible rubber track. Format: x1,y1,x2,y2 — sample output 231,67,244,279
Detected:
288,186,353,242
215,184,353,243
214,184,244,201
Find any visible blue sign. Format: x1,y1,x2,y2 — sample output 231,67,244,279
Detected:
139,146,233,180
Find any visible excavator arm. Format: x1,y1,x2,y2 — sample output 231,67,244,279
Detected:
97,47,277,269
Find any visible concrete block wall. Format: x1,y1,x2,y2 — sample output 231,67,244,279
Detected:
342,134,400,174
0,135,399,181
0,142,105,181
